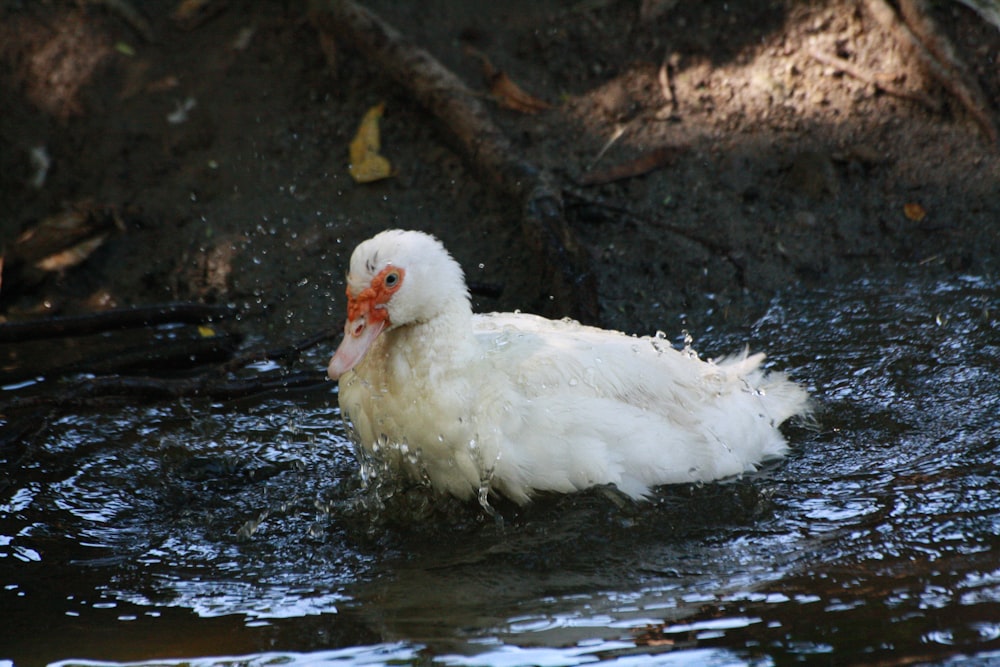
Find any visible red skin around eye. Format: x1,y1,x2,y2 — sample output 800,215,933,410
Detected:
346,265,405,327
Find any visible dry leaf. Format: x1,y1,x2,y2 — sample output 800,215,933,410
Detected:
34,234,108,272
904,202,927,221
489,71,551,114
348,103,393,183
466,46,551,114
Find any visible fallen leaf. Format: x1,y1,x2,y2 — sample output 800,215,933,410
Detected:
198,325,217,338
489,71,551,113
904,202,927,221
34,234,108,272
466,46,551,114
348,103,393,183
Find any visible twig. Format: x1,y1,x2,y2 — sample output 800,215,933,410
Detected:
808,48,940,112
309,0,600,323
218,327,339,374
579,144,689,186
657,54,679,112
588,124,629,170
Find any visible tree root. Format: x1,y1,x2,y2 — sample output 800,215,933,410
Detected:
808,48,941,113
864,0,998,145
309,0,600,323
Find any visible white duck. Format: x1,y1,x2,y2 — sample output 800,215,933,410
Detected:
328,229,809,505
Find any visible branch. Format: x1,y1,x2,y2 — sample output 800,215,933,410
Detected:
309,0,600,323
2,331,243,385
2,370,329,412
896,0,997,144
0,302,237,343
217,327,340,373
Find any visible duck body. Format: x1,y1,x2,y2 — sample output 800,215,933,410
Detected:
328,230,810,505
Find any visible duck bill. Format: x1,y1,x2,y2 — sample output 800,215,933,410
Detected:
327,315,386,380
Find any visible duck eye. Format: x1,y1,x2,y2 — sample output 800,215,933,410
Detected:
384,271,399,288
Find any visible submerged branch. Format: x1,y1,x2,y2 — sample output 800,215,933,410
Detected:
0,302,237,343
1,310,338,414
3,370,330,412
218,327,340,374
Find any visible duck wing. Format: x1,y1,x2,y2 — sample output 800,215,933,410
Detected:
469,312,808,501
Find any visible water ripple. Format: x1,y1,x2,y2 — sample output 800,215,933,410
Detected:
3,271,1000,665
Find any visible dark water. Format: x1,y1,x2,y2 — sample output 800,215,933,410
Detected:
2,273,999,666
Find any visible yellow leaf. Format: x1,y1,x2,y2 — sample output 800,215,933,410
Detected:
198,325,216,338
348,103,393,183
34,234,108,272
903,202,927,221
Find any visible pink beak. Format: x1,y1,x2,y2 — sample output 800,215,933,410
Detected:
327,265,403,381
327,315,386,380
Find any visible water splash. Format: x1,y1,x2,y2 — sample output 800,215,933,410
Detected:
3,272,999,665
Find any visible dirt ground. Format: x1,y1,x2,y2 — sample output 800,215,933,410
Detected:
1,0,998,347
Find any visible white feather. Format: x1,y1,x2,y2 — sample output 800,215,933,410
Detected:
331,230,810,505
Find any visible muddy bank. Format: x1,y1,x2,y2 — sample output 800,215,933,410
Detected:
1,0,998,347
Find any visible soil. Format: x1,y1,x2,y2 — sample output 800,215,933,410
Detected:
1,0,998,349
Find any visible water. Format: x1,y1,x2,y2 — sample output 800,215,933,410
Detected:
2,273,999,665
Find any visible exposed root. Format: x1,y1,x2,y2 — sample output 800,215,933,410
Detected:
863,0,998,145
808,48,940,112
308,0,600,323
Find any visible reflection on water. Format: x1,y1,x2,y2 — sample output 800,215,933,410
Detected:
2,273,999,665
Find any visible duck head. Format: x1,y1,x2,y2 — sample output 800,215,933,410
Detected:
327,229,469,380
